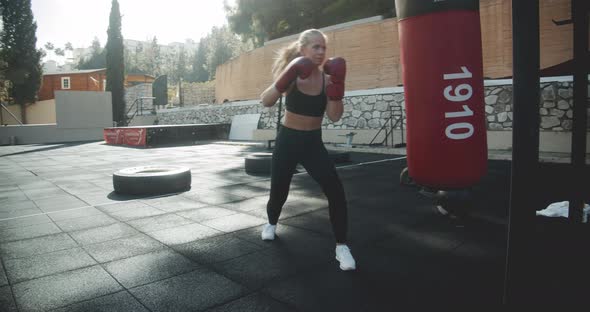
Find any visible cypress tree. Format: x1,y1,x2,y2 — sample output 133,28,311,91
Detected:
0,0,43,124
105,0,125,126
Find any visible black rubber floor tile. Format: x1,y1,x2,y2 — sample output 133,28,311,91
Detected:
4,247,97,284
176,206,237,222
205,292,296,312
12,265,122,312
0,286,17,312
83,234,165,263
0,233,78,260
47,206,105,222
51,291,149,312
126,213,193,233
262,264,374,312
97,202,166,222
218,196,268,212
103,248,200,288
141,196,209,212
0,261,7,286
54,214,118,232
173,233,264,264
146,223,222,245
212,250,299,290
129,270,245,312
69,222,140,245
0,222,62,243
33,196,89,213
200,213,267,233
281,209,333,236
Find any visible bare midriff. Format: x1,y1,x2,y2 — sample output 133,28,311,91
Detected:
283,110,323,130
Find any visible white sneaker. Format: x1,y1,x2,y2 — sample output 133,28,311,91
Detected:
261,223,276,241
335,245,356,271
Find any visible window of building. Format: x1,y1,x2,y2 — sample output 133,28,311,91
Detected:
61,77,71,89
103,79,107,91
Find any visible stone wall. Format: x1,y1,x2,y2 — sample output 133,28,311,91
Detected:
157,77,589,132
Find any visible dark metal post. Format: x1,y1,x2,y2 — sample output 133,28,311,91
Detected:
503,0,540,304
569,0,588,223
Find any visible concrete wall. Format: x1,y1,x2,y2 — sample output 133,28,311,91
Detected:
1,99,56,125
55,91,112,129
0,91,112,145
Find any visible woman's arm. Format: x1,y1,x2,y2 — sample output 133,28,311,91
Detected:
326,98,343,122
260,84,282,107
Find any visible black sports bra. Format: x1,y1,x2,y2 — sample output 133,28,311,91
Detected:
285,75,327,117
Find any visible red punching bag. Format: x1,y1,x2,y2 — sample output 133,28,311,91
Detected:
395,0,487,189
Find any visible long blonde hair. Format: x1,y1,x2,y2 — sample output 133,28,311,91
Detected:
272,29,327,79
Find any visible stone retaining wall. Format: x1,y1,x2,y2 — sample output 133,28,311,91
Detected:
156,77,589,132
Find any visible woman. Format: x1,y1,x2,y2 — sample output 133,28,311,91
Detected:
259,29,355,271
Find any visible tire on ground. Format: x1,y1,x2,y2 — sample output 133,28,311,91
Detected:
113,166,191,195
245,152,273,175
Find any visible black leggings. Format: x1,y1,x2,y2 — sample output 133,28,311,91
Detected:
266,126,348,243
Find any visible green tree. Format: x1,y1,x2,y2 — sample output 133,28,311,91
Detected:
77,37,106,69
172,47,187,84
0,0,43,123
188,38,209,82
225,0,395,46
105,0,125,126
144,36,161,76
186,26,251,82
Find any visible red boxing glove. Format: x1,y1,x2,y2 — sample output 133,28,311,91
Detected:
323,57,346,101
274,57,314,93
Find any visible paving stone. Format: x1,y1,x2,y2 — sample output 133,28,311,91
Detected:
0,286,17,312
54,214,118,232
12,265,122,312
83,234,165,263
51,290,149,312
70,223,140,245
104,249,200,288
173,234,263,264
126,213,193,233
0,222,62,243
0,233,78,259
206,292,296,312
201,213,267,232
130,270,245,312
4,247,97,283
147,223,222,245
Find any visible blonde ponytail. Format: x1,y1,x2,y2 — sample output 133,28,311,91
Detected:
271,29,327,79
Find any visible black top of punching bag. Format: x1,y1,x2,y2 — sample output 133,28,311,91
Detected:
395,0,479,21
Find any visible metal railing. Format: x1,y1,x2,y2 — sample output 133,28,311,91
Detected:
1,103,24,125
125,97,156,126
368,105,405,147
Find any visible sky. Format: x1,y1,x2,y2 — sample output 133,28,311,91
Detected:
31,0,233,62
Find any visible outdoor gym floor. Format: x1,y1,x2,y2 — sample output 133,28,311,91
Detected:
0,140,582,311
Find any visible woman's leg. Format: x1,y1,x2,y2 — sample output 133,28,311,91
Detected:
301,143,348,243
266,129,300,225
